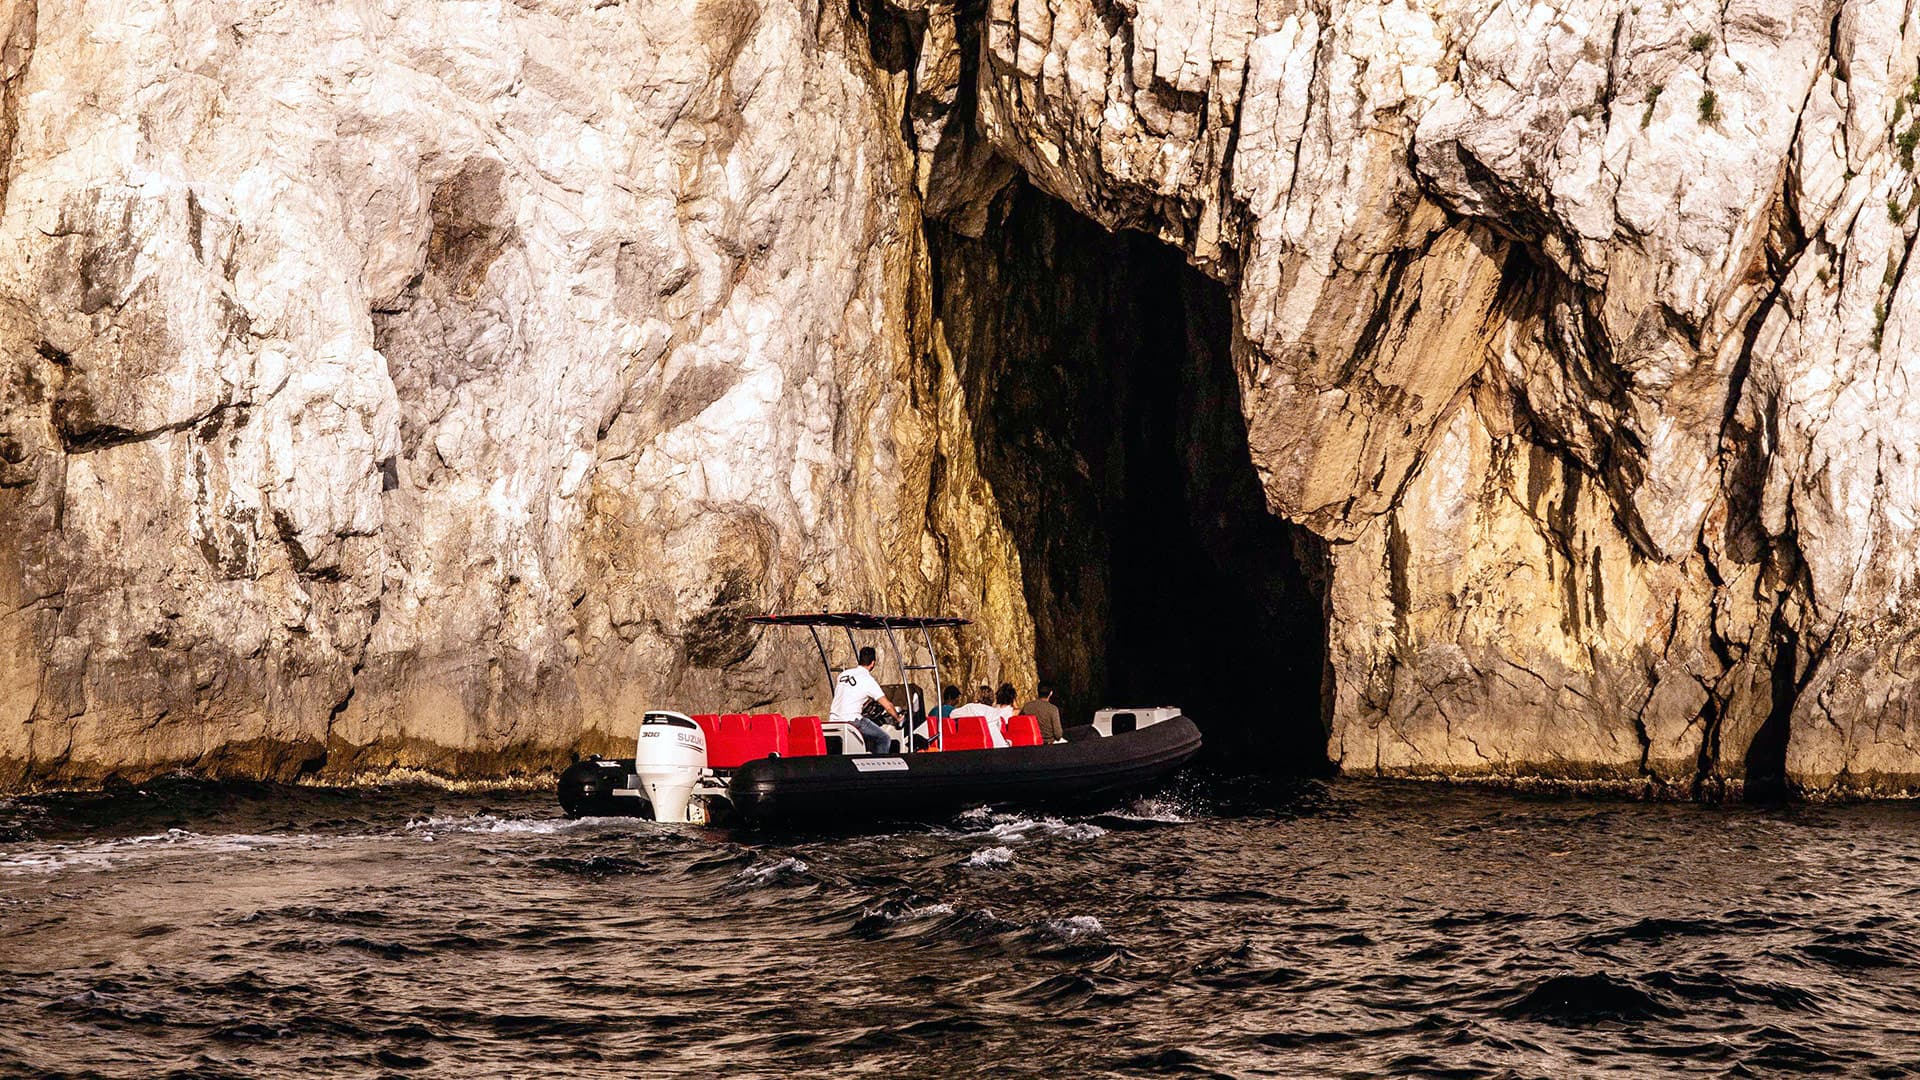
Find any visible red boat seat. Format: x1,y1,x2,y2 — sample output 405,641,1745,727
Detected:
708,713,789,768
1006,714,1042,747
749,713,788,743
942,715,994,752
691,714,721,744
788,716,826,757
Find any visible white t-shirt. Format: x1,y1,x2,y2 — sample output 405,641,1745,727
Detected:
947,702,1011,747
829,665,888,726
989,705,1015,746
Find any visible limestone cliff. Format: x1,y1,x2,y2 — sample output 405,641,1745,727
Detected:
3,0,1919,796
0,0,1035,784
900,0,1920,795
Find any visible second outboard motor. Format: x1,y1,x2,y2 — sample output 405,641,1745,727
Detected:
558,757,636,818
634,711,707,823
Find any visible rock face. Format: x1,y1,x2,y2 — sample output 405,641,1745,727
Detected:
0,0,1035,784
3,0,1920,795
918,0,1920,795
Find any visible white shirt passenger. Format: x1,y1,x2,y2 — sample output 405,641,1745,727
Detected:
990,704,1017,745
947,702,1010,747
829,665,887,726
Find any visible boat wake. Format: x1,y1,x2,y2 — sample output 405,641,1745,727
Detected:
955,808,1109,843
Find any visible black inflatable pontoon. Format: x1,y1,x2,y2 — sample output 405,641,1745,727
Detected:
729,717,1201,825
557,718,1201,825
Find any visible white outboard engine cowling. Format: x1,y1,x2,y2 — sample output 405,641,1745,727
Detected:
633,711,707,823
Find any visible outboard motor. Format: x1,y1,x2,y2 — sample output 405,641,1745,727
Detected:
634,711,707,823
557,756,633,818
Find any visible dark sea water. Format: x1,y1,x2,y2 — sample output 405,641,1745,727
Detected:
2,776,1918,1079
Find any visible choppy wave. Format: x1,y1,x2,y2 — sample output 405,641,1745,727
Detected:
960,810,1108,843
869,900,957,922
1499,971,1680,1024
964,845,1014,868
1039,915,1106,941
402,812,632,838
4,779,1920,1078
0,827,325,875
734,856,810,887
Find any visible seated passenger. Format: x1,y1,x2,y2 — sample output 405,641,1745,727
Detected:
992,683,1018,724
911,685,962,749
951,684,1013,748
1019,681,1064,742
930,685,962,721
993,683,1023,744
830,647,902,754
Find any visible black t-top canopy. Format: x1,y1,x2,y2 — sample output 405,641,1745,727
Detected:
747,612,970,630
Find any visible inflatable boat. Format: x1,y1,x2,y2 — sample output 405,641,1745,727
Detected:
556,612,1202,826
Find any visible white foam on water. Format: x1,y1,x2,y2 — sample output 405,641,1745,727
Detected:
864,901,956,923
401,813,621,837
1042,915,1107,941
0,814,633,869
981,816,1107,843
735,857,809,887
952,808,1110,843
964,845,1014,868
0,829,323,876
1115,795,1194,823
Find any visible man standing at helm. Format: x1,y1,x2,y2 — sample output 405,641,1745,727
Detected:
831,646,902,754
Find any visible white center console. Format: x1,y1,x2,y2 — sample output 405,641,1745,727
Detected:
1092,705,1183,736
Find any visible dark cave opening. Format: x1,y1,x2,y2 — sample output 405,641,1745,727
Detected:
927,182,1331,773
1743,612,1798,799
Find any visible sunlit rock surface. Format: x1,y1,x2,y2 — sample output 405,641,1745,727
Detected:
0,0,1034,784
4,0,1920,795
914,0,1920,795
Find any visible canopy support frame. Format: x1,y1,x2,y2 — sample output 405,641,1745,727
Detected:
751,612,967,756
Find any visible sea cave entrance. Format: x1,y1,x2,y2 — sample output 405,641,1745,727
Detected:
927,182,1331,773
